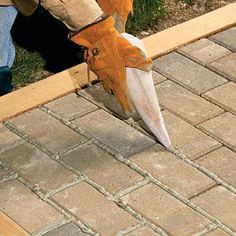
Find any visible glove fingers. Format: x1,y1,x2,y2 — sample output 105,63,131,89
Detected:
117,36,153,71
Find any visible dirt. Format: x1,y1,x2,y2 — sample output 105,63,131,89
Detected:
138,0,236,37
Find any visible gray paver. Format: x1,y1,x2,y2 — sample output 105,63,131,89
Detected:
198,112,236,151
52,182,138,235
73,109,155,157
63,143,143,194
178,38,231,65
43,223,89,236
196,147,236,188
208,53,236,82
0,143,77,192
79,83,140,120
153,52,227,94
202,82,236,115
130,145,215,198
192,186,236,231
121,183,210,236
210,27,236,52
204,228,230,236
10,109,87,153
126,226,160,235
155,80,223,124
152,70,167,85
45,93,97,120
0,180,64,234
138,111,221,159
0,124,20,151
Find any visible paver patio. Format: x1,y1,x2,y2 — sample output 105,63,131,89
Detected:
0,26,236,236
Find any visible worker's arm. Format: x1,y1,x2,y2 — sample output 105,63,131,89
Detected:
40,0,103,31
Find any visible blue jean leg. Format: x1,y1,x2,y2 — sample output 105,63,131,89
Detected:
0,6,18,68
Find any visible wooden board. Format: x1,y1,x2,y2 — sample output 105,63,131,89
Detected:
0,211,29,236
0,3,236,122
143,2,236,59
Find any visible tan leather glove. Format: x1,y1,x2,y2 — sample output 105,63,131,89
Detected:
70,16,152,112
97,0,133,33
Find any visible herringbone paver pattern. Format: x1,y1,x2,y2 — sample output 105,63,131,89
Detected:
0,28,236,236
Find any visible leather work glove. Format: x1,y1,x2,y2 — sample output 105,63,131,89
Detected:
97,0,133,33
70,16,152,112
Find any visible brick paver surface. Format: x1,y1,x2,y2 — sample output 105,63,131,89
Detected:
52,182,138,235
210,27,236,52
153,52,227,94
0,28,236,235
155,80,223,124
198,112,236,151
178,38,231,65
202,82,236,115
208,53,236,82
192,186,236,231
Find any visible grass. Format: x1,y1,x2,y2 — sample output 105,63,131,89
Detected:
12,45,46,88
127,0,166,33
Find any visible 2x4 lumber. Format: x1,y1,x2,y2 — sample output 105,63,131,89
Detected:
0,211,29,236
0,3,236,122
143,2,236,58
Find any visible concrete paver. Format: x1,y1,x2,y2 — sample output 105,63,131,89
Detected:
139,111,221,159
121,183,211,236
210,27,236,52
152,70,167,85
202,82,236,115
52,182,138,235
198,112,236,151
208,53,236,82
155,80,223,124
126,226,160,235
130,145,215,198
153,52,227,94
73,109,155,157
43,223,90,236
78,83,139,120
178,38,231,65
0,124,20,151
0,180,64,234
10,108,87,153
196,147,236,188
204,228,230,236
1,27,236,235
62,143,143,194
45,93,98,121
0,143,77,192
192,186,236,231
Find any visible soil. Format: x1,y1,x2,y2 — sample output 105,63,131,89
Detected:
137,0,236,38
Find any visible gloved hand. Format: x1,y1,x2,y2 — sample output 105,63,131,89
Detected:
97,0,133,33
70,16,152,112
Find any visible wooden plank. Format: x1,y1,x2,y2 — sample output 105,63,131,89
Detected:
0,63,96,122
0,3,236,122
0,211,29,236
143,2,236,58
